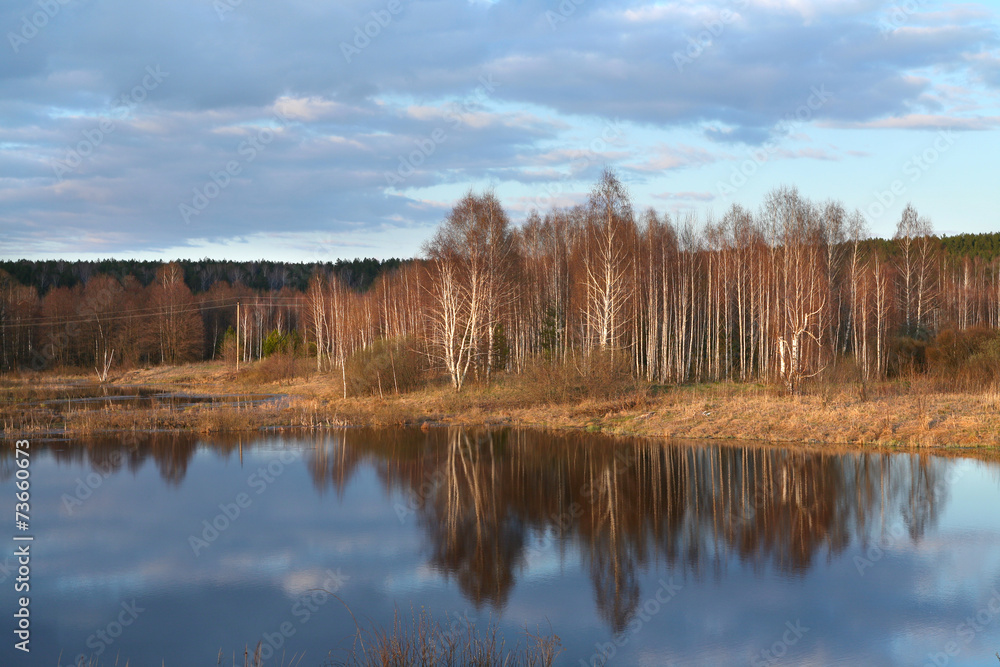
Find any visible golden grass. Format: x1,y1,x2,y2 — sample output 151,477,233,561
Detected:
3,361,1000,449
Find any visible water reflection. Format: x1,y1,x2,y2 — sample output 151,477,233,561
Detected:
2,384,275,414
5,429,952,611
2,428,997,665
1,433,211,486
306,428,952,628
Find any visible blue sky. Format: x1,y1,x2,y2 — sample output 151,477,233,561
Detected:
1,0,998,262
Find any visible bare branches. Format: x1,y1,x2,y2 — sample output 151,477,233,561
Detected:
6,173,999,399
424,190,517,390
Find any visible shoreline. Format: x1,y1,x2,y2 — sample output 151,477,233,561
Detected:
3,361,1000,452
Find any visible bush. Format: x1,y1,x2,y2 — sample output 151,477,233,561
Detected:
889,337,927,377
244,352,299,384
516,350,642,405
344,337,426,397
927,327,997,368
261,329,302,357
927,327,1000,389
218,326,237,363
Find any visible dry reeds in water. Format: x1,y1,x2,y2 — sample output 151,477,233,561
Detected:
216,643,305,667
329,604,561,667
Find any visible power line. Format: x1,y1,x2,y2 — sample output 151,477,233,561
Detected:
0,296,308,330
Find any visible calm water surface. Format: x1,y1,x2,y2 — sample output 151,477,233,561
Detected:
1,427,999,666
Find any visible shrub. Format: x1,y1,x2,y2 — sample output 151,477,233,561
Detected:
344,337,426,397
516,350,642,405
927,327,1000,389
889,337,927,377
261,329,302,357
927,326,997,368
244,352,298,384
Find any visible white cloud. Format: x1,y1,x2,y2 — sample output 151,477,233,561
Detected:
822,114,1000,130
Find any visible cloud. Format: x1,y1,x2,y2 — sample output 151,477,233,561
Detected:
0,0,998,258
628,144,726,172
652,191,717,202
273,96,361,123
704,126,773,146
821,114,1000,130
967,51,1000,88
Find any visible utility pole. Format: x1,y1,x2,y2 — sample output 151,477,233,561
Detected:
236,300,240,373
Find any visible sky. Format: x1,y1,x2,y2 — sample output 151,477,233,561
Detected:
1,0,998,263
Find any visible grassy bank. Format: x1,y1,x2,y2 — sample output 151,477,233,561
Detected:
3,361,1000,449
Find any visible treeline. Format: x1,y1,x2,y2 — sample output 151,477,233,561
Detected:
0,257,405,294
2,169,1000,392
939,232,1000,260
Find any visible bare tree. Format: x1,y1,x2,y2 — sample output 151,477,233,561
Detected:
425,190,515,390
765,188,829,394
584,169,633,353
150,262,204,364
894,203,936,338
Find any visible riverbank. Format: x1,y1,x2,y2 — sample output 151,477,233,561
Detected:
3,361,1000,449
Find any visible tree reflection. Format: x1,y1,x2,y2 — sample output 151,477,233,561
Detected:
0,427,958,636
306,427,953,632
0,432,243,486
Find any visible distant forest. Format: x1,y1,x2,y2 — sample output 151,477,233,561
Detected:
0,257,407,295
2,231,999,297
2,172,999,394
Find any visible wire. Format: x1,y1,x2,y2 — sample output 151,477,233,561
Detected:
0,296,308,330
1,296,240,326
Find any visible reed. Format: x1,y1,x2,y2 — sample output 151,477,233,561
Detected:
215,644,304,667
6,362,1000,447
329,605,561,667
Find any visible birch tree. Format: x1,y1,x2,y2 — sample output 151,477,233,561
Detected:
425,190,515,390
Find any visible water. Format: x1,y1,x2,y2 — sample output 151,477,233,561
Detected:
5,384,276,412
1,427,999,666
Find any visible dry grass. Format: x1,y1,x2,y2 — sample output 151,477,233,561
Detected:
215,645,304,667
329,606,561,667
4,361,1000,448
